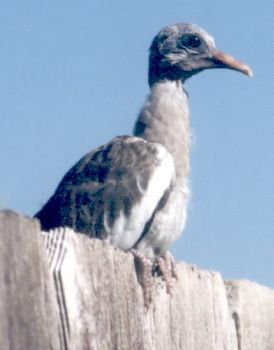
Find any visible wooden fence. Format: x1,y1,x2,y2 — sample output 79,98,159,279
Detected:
0,210,274,350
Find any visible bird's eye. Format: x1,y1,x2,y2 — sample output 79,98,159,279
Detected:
179,34,201,49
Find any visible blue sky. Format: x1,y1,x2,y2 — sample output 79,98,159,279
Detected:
1,1,273,288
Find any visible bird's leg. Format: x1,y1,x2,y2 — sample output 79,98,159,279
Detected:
164,251,178,280
156,251,178,294
156,256,173,294
131,249,153,309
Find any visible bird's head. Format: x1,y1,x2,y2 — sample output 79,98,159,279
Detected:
149,23,252,86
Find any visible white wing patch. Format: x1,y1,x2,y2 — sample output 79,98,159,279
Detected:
106,143,175,251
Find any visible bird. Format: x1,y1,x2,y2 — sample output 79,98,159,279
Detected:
35,23,252,305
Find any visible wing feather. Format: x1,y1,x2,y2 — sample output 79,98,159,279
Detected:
35,136,175,250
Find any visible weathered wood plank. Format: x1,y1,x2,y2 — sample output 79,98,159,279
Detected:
44,227,274,350
0,210,61,350
1,210,274,350
226,280,274,350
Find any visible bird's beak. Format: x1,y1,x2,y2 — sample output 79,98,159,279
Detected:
210,50,253,77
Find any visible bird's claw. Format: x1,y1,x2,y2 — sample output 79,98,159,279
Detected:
131,249,153,309
131,249,178,308
156,251,178,294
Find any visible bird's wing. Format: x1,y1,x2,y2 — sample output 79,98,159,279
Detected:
35,135,175,250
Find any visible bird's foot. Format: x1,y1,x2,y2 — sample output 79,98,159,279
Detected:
131,249,153,309
155,251,178,294
164,251,178,280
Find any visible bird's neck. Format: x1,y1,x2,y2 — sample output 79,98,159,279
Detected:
134,80,190,182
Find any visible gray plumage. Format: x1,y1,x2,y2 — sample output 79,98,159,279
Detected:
35,23,251,261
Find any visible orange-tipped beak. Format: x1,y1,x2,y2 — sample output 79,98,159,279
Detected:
211,51,253,77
